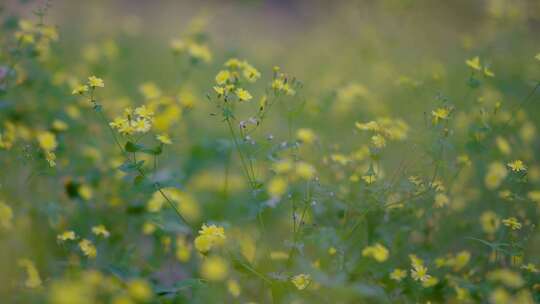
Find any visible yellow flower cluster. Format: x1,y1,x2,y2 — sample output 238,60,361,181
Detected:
15,19,58,57
212,58,260,101
109,106,154,135
194,224,226,253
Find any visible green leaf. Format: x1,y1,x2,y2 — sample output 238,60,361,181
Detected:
118,160,145,173
142,145,162,155
125,141,162,155
125,141,143,152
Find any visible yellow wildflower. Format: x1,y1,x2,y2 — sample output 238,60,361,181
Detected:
521,263,539,273
72,84,89,95
291,274,311,290
431,107,451,123
507,160,526,172
91,224,110,238
502,217,522,230
156,134,172,145
87,76,104,88
390,268,407,281
57,230,77,242
194,224,226,253
362,243,389,262
235,88,252,102
79,239,97,258
411,265,431,282
465,56,481,71
215,70,231,85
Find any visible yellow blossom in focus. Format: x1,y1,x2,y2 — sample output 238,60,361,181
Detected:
507,160,526,172
37,131,57,151
87,76,104,88
213,86,225,96
215,70,231,85
235,88,252,102
194,224,226,253
291,274,311,290
502,217,522,230
411,265,431,282
432,107,451,123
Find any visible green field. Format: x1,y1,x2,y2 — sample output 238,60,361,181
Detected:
1,0,540,303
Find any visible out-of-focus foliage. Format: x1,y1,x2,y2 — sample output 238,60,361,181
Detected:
1,0,540,303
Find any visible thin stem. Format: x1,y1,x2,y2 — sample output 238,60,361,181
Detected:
226,117,256,189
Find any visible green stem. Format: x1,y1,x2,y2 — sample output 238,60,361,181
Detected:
226,117,256,189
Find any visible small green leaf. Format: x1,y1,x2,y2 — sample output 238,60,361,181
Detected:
118,160,145,172
142,145,162,155
125,141,143,152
